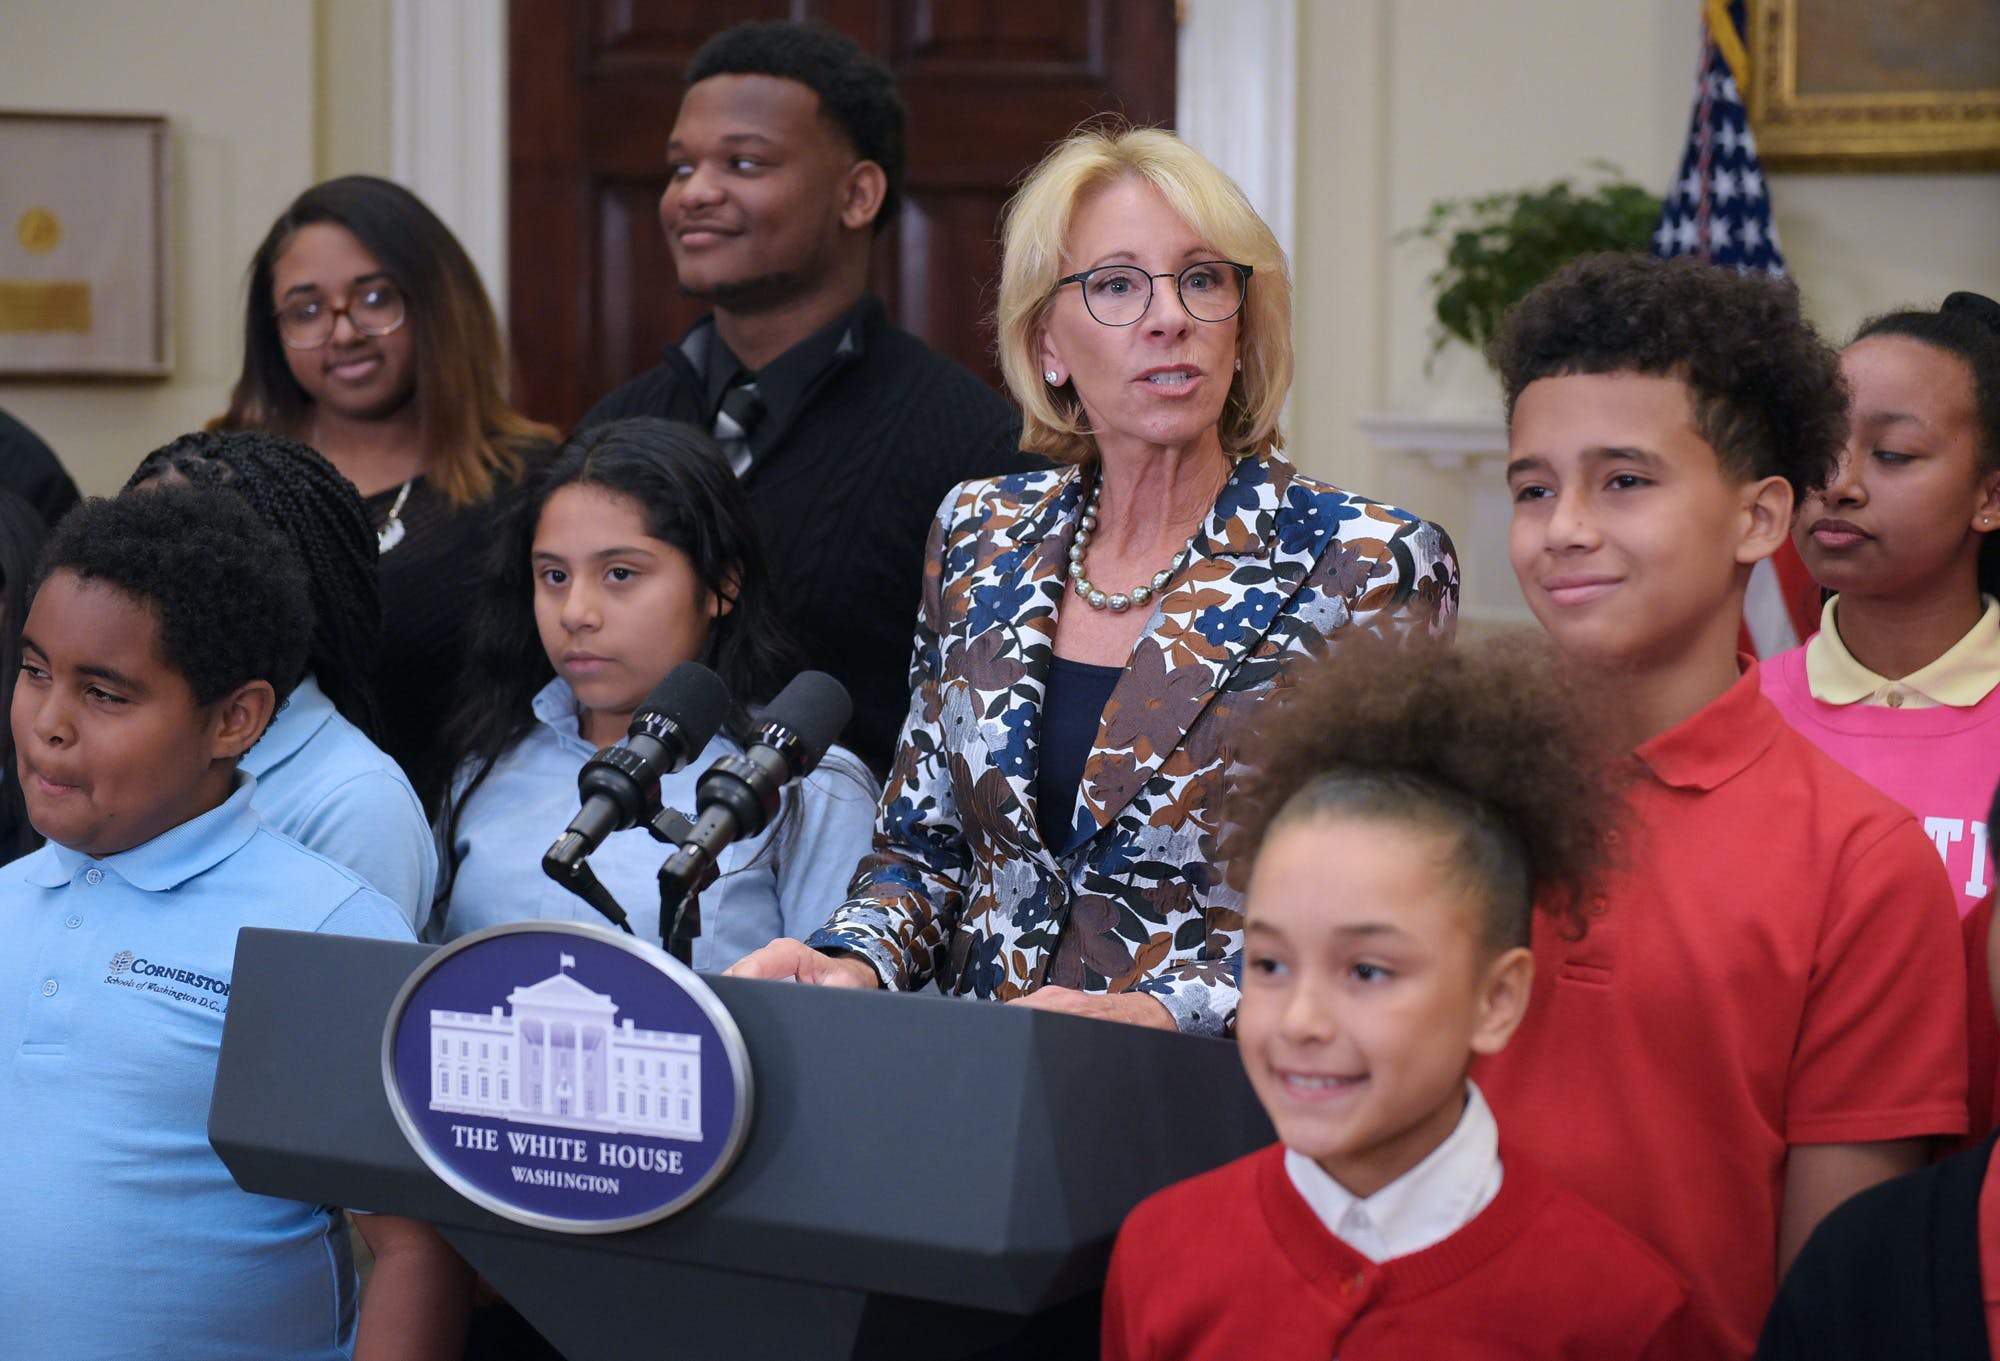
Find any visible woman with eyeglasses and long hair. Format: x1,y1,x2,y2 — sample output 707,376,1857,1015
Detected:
214,176,558,809
731,126,1460,1039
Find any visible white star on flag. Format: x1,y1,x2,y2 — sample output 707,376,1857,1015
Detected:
1651,0,1807,658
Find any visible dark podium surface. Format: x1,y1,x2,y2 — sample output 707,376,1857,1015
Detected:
210,927,1273,1360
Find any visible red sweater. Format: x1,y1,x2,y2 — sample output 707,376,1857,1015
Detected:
1103,1143,1709,1361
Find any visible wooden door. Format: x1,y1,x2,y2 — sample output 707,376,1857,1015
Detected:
509,1,1177,431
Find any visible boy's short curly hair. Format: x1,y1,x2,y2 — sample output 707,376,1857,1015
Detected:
687,21,906,233
36,486,312,709
1491,252,1847,498
1224,633,1625,949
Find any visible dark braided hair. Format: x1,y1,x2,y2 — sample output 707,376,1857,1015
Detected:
127,430,385,742
1853,291,2000,600
0,487,48,863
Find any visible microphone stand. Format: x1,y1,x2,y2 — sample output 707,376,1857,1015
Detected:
540,851,637,935
645,805,707,965
648,719,813,966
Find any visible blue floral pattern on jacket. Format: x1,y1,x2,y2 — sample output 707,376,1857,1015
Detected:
808,450,1459,1036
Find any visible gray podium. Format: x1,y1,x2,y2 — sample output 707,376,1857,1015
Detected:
209,927,1273,1361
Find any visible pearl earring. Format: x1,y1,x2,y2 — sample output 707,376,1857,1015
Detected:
1045,370,1060,385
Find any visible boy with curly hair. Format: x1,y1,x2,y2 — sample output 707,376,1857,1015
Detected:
0,487,460,1358
1104,635,1707,1359
1478,252,1967,1358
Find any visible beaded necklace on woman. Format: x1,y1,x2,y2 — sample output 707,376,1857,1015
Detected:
1066,474,1200,613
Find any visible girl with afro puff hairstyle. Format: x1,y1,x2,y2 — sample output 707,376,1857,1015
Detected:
1103,634,1713,1361
127,430,435,929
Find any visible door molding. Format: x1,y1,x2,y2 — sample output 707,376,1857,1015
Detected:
1177,0,1298,262
391,0,509,316
429,4,1300,342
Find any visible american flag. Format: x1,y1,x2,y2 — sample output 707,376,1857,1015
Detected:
1652,0,1821,656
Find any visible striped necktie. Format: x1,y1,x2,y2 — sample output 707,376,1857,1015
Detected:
711,381,765,477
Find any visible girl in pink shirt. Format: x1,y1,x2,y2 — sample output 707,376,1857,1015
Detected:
1762,293,2000,912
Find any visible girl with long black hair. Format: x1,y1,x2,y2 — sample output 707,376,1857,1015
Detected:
433,417,876,963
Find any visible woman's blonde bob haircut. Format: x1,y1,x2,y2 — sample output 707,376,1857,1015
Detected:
997,125,1293,466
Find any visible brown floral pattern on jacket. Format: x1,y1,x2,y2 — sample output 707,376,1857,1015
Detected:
807,450,1458,1036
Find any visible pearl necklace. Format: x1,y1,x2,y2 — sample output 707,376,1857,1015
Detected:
1066,477,1196,613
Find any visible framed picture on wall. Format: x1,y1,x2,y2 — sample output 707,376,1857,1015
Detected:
0,111,171,376
1746,0,2000,168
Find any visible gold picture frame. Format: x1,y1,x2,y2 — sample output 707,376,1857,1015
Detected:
1747,0,2000,169
0,111,172,376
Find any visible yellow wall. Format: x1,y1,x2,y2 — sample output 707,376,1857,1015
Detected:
1288,0,2000,623
5,0,1997,508
0,0,392,495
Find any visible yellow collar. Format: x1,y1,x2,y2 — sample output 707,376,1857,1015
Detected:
1805,595,2000,708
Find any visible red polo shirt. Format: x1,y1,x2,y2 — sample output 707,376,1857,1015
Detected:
1477,663,1967,1360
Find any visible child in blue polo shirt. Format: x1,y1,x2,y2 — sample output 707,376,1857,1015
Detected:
0,487,456,1360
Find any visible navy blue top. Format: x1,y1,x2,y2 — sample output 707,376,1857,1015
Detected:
1036,656,1124,854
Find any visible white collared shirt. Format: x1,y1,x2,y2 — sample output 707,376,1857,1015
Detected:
1283,1081,1502,1263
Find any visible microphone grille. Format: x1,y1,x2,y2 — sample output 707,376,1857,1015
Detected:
764,670,852,763
641,662,732,753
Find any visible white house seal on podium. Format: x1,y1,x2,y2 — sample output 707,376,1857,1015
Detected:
382,920,752,1234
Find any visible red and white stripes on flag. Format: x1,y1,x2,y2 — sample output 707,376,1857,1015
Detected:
1651,0,1820,656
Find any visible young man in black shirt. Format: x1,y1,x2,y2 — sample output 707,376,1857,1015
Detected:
581,21,1037,776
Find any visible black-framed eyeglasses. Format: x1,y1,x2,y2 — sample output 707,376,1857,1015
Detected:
274,281,408,350
1053,260,1252,327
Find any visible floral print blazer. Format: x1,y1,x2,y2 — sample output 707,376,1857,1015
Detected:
806,449,1458,1037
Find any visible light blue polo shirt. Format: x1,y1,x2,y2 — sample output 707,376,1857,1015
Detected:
0,778,412,1360
436,678,879,968
244,672,436,930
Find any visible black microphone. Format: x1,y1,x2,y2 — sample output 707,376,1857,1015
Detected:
657,671,851,950
543,662,732,875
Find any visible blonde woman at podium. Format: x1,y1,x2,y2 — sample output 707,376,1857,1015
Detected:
730,126,1458,1036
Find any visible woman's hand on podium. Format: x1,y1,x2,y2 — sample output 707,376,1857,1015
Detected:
1009,986,1175,1030
725,939,884,988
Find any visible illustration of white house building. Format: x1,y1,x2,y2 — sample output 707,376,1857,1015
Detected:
429,958,702,1140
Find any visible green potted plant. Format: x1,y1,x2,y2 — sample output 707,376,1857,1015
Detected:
1401,162,1663,369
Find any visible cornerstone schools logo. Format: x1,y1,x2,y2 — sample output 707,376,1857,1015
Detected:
382,921,752,1234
